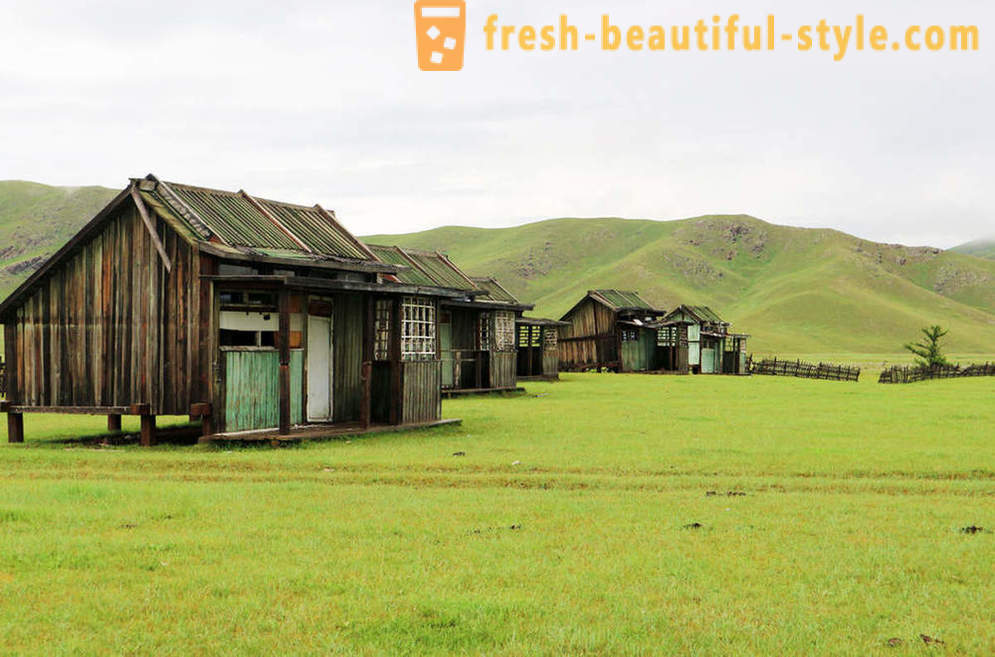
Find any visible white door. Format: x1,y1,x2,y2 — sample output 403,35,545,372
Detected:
307,315,333,421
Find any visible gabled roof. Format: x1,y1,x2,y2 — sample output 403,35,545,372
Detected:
590,289,656,311
138,175,378,262
559,289,664,323
0,175,396,318
470,277,520,304
663,304,727,325
366,244,476,290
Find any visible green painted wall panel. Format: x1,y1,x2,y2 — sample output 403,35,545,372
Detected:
224,350,304,432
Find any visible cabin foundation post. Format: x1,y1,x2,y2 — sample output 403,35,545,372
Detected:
107,414,122,432
140,414,156,447
201,414,215,438
278,289,291,436
7,413,24,444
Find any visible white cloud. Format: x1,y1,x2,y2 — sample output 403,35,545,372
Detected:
0,0,992,246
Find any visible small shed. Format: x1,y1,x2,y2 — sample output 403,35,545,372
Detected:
658,305,749,374
367,246,535,395
557,290,666,372
1,175,462,444
515,317,567,381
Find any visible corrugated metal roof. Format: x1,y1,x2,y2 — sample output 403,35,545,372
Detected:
367,245,437,286
404,250,475,290
665,304,726,324
470,277,519,304
593,289,654,310
141,177,377,262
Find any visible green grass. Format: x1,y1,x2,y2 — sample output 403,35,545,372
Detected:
0,180,118,297
951,238,995,260
1,373,992,656
364,215,995,354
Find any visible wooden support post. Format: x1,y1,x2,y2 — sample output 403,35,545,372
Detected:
390,297,402,426
140,414,156,447
278,289,291,436
5,322,21,443
360,361,372,429
107,414,122,432
7,413,24,444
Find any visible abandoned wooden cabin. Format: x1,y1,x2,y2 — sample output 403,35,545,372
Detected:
367,245,549,394
657,305,749,375
0,175,466,445
557,290,666,372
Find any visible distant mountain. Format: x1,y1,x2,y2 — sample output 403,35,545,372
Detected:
951,238,995,260
2,180,993,355
0,181,118,296
365,216,995,354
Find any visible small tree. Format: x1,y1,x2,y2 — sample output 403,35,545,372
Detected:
904,325,949,368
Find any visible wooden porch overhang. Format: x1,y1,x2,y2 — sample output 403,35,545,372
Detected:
200,274,470,299
515,317,568,327
442,299,533,312
198,242,397,275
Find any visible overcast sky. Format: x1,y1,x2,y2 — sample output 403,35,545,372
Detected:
0,0,991,247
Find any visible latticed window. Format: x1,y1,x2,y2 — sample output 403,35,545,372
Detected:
622,329,638,342
401,296,436,361
657,326,677,347
543,328,557,351
517,324,530,348
478,312,490,351
494,311,515,352
374,299,392,360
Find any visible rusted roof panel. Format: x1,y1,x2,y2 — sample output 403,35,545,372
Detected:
256,198,369,260
166,183,300,250
593,289,654,310
470,277,519,304
404,250,474,290
368,245,437,286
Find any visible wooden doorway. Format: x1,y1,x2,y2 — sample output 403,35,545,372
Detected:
307,313,333,422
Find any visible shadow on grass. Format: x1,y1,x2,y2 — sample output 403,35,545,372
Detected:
41,423,203,448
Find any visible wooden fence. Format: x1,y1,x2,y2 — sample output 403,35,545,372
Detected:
0,360,5,399
748,356,860,382
879,362,995,384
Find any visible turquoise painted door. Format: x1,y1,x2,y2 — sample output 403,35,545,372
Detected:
225,351,304,432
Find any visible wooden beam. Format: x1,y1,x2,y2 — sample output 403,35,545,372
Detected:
7,413,24,444
278,290,291,436
140,414,157,447
7,405,131,415
130,185,173,273
189,402,213,417
107,415,122,432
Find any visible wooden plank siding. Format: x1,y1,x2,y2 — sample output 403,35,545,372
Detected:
557,298,619,371
489,352,516,389
333,293,364,422
402,360,441,424
223,350,304,432
6,201,199,415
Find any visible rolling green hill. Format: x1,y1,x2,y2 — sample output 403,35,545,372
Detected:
0,181,118,297
365,216,995,354
2,181,994,355
951,238,995,260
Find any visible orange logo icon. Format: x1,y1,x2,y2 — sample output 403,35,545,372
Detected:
414,0,466,71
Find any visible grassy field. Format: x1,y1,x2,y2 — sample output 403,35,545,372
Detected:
0,372,992,656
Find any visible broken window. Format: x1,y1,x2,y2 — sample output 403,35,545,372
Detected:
494,311,515,352
401,296,436,361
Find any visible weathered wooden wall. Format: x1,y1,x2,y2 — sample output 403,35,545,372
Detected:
5,202,199,415
490,352,516,389
402,360,441,424
620,329,657,372
333,293,364,422
557,298,619,370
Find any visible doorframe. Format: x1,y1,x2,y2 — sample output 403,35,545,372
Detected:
306,297,335,422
